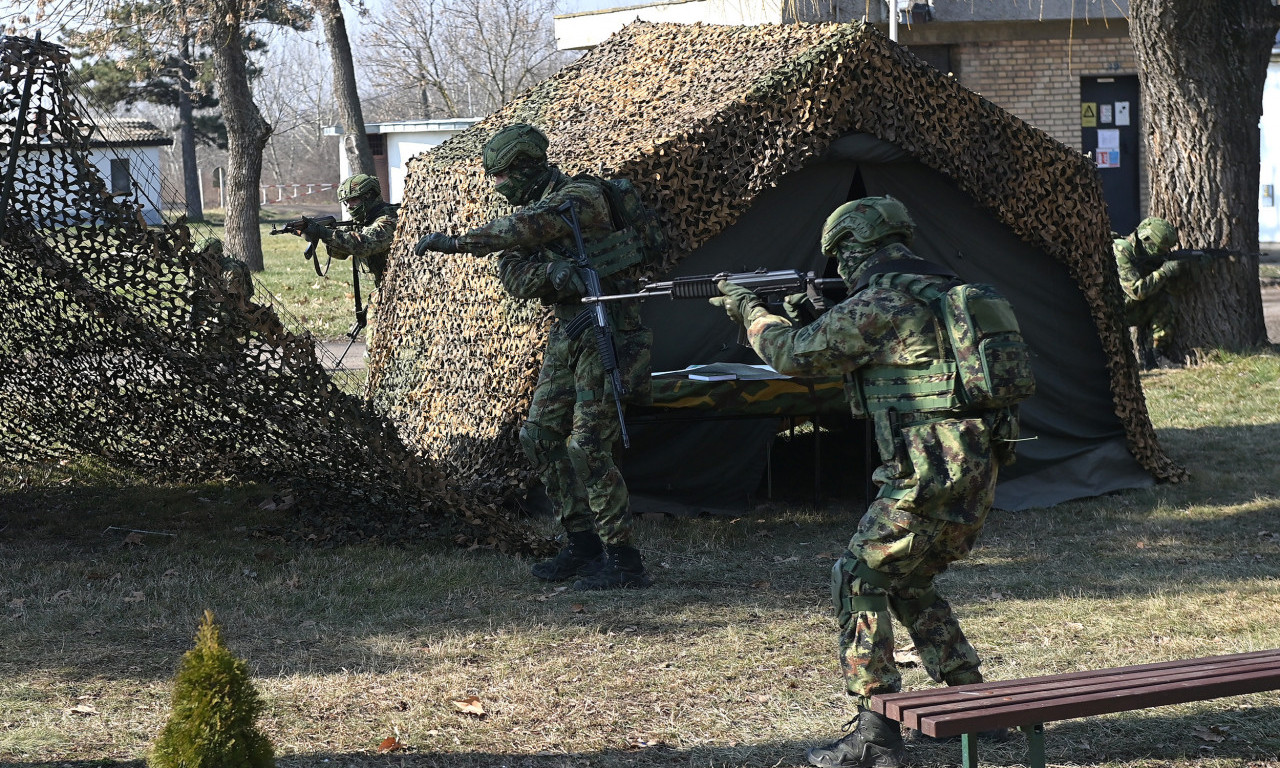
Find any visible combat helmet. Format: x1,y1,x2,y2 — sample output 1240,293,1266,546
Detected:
1135,217,1177,258
483,124,552,205
821,196,915,258
338,173,381,222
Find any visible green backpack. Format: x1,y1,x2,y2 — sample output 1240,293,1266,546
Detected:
856,263,1036,412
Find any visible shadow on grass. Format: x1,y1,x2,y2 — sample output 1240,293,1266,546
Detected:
1,421,1279,683
5,706,1280,767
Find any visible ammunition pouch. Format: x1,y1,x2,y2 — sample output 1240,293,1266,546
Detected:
584,228,645,277
852,361,963,415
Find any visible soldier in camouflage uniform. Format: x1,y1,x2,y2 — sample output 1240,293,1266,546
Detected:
302,173,398,289
414,123,653,591
1113,217,1186,368
711,197,1014,768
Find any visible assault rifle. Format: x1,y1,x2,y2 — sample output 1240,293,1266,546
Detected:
269,215,357,276
583,268,846,305
584,268,847,345
558,200,632,448
1163,247,1251,265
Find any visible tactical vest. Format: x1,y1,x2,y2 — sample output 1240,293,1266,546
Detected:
850,268,1036,418
571,173,668,278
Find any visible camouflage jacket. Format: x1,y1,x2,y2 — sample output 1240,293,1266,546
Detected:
458,167,643,331
1114,236,1183,307
323,201,397,284
744,244,998,520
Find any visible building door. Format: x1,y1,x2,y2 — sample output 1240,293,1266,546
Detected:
1081,75,1141,234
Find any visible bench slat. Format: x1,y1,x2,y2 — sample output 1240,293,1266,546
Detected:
878,654,1280,726
918,667,1280,737
878,649,1280,707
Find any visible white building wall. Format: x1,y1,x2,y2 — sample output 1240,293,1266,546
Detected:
87,145,165,225
555,0,786,50
333,119,479,204
1261,59,1280,243
387,135,456,203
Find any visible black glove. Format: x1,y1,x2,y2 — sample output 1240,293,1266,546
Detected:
546,261,586,296
302,219,331,240
709,280,765,325
415,232,460,256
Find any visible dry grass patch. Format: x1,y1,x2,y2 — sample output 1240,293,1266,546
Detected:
3,352,1280,767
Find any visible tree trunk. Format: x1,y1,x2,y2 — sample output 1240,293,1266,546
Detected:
209,9,271,272
177,35,205,223
316,0,375,178
1130,0,1280,357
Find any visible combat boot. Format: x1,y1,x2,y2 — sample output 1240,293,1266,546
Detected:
572,544,652,590
807,710,904,768
531,530,604,581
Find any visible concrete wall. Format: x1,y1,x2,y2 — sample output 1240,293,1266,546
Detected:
89,146,165,225
556,0,787,50
333,120,479,204
1262,59,1280,242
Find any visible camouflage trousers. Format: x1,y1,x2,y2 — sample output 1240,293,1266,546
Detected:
1125,293,1176,355
835,416,999,709
520,322,633,546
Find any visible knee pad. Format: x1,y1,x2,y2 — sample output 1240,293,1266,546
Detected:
519,423,567,474
566,434,612,485
832,554,891,627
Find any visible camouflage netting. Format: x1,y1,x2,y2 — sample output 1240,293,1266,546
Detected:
0,35,546,551
375,20,1185,501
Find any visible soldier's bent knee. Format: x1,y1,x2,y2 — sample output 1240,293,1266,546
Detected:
519,423,567,474
832,554,891,627
565,435,612,485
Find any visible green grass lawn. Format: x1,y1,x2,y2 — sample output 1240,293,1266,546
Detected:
195,207,365,340
2,350,1279,767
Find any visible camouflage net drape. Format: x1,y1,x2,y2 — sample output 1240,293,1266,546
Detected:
0,36,543,551
373,21,1184,502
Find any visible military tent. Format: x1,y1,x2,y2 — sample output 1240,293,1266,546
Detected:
372,21,1184,512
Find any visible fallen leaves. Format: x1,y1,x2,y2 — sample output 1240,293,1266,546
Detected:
378,735,407,752
1192,724,1229,743
452,696,485,716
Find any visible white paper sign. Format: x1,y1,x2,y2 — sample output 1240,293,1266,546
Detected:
1097,129,1121,151
1100,104,1113,124
1115,102,1131,126
1096,149,1121,169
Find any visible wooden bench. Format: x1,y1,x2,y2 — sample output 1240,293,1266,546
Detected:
869,649,1280,768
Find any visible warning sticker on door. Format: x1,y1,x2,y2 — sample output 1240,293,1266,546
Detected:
1081,102,1098,128
1095,149,1121,169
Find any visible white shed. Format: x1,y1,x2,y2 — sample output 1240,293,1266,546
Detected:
87,119,171,225
325,118,480,204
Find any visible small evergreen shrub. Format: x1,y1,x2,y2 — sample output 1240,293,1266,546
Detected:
150,610,274,768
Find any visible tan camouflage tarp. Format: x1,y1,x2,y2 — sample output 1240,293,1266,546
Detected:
374,20,1184,504
0,35,543,550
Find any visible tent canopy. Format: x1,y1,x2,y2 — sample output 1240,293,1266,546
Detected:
622,134,1152,510
378,21,1183,511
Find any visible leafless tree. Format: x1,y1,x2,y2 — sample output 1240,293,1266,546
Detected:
254,32,339,185
363,0,465,118
314,0,375,177
362,0,572,119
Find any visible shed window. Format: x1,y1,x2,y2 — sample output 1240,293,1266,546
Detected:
109,158,131,194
